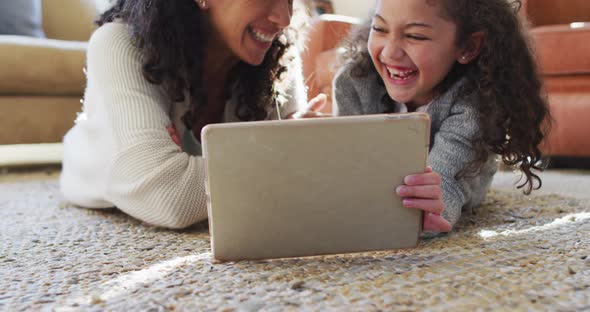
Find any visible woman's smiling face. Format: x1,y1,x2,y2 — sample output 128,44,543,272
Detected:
368,0,463,107
204,0,294,66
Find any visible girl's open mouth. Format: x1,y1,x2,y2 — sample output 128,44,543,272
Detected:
387,67,418,81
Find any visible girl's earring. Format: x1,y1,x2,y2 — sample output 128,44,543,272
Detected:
198,0,208,9
460,55,469,63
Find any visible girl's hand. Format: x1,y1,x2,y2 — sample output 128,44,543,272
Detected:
396,166,452,233
287,93,331,119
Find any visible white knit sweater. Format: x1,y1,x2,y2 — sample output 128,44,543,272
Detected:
60,23,306,228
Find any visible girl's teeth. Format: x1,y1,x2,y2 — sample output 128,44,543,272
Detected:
387,68,417,79
251,29,274,43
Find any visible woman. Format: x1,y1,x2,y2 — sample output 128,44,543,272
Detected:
60,0,322,228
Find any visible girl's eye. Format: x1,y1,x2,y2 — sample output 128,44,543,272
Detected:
371,26,386,33
407,34,428,41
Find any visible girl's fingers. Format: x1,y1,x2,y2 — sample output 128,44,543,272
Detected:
306,93,328,112
402,198,445,215
423,213,452,232
396,185,442,199
404,171,442,186
288,94,328,119
295,111,332,119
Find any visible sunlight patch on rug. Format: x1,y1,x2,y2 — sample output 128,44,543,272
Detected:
99,252,212,301
67,252,212,306
478,212,590,239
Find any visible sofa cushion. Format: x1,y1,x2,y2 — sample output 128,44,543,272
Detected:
314,48,343,113
524,0,590,27
0,0,44,37
42,0,98,41
0,35,86,95
301,15,360,104
532,24,590,76
542,93,590,157
0,96,80,144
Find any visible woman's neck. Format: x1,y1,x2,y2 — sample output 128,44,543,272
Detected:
203,47,238,87
201,22,239,88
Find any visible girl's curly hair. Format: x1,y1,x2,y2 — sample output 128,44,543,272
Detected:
343,0,550,194
97,0,306,130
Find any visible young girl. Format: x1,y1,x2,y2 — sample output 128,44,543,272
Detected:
334,0,549,232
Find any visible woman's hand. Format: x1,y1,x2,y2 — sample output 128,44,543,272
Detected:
287,93,332,119
396,166,452,232
166,124,182,148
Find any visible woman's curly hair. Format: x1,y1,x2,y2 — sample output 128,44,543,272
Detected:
97,0,306,130
343,0,551,195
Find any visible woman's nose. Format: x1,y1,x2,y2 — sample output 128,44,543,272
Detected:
268,0,292,28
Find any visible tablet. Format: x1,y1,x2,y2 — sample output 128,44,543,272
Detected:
201,113,430,261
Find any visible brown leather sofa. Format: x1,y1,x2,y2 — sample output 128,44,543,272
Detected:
301,14,360,114
302,5,590,159
523,0,590,157
0,0,97,144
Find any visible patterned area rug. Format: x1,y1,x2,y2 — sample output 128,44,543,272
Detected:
1,168,589,311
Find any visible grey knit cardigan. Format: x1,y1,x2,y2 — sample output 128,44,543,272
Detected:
333,65,498,226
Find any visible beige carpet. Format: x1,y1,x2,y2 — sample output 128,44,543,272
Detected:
1,168,589,311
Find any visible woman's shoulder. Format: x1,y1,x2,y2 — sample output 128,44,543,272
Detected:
86,22,145,71
88,22,134,52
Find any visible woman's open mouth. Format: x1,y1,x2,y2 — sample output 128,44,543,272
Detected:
248,26,276,45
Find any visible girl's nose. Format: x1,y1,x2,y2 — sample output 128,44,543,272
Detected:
268,0,292,28
381,41,405,61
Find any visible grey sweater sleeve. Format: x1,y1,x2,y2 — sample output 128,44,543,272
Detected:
427,100,496,226
332,65,496,227
333,66,364,116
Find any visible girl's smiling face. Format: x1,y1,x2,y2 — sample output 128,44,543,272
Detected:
368,0,465,108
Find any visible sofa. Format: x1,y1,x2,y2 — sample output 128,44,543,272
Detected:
0,0,97,144
523,0,590,157
301,14,361,114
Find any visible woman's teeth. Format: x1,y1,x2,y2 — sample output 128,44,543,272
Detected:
250,28,275,43
387,68,417,80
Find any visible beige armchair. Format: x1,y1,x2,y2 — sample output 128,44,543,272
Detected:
0,0,98,144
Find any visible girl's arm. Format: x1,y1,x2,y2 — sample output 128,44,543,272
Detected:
428,100,497,226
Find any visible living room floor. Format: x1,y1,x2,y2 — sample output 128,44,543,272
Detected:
493,167,590,200
1,163,589,311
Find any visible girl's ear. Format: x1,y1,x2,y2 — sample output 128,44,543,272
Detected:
458,32,485,64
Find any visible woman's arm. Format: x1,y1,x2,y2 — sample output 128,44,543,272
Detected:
86,23,208,228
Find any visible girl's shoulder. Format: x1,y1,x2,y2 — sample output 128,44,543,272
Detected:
334,62,381,90
432,79,476,112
